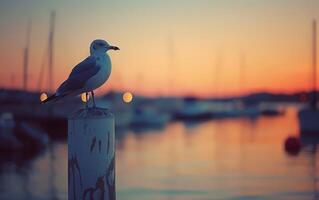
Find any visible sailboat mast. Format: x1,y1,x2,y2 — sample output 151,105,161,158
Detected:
312,19,317,110
48,11,55,93
23,20,31,90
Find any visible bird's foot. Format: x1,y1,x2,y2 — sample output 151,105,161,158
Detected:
91,91,97,109
85,92,89,110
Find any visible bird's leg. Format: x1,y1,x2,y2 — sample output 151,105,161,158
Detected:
85,92,89,109
91,91,96,108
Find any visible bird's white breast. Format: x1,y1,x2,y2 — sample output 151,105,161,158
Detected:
84,54,111,92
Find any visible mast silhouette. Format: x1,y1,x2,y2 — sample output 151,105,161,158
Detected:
48,11,55,93
23,20,31,90
311,19,317,110
298,19,319,134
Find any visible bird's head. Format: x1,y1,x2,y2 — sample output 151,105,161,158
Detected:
90,39,120,54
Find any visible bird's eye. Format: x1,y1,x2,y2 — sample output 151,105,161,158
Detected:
98,43,104,46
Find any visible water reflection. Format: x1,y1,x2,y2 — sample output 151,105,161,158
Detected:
0,107,318,199
116,107,319,200
300,135,319,200
0,143,67,200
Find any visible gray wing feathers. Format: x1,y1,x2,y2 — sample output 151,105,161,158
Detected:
68,56,97,78
57,56,100,95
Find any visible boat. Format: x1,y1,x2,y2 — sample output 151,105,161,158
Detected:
0,112,23,151
101,91,133,129
0,112,49,153
173,97,213,120
298,19,319,135
258,102,285,116
131,106,170,128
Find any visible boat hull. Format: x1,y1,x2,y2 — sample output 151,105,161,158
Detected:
298,109,319,135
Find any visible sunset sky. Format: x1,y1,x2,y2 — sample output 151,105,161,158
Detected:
0,0,319,97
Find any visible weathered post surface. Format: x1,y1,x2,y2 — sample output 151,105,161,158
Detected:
68,107,115,200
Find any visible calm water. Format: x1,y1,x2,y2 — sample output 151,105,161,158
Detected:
0,106,318,200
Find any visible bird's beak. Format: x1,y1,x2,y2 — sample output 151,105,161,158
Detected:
109,46,120,51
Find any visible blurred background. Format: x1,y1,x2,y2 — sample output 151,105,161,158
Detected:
0,0,319,199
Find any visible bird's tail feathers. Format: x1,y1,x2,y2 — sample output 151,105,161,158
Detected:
41,93,66,104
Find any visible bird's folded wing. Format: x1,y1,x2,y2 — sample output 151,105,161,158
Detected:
57,56,100,95
68,56,97,78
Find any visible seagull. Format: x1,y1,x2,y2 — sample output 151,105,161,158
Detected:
42,39,119,108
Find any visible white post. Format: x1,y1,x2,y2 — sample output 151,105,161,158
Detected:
68,107,115,200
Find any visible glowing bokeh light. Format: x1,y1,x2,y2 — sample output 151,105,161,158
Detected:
123,92,133,103
40,93,48,102
81,93,89,103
